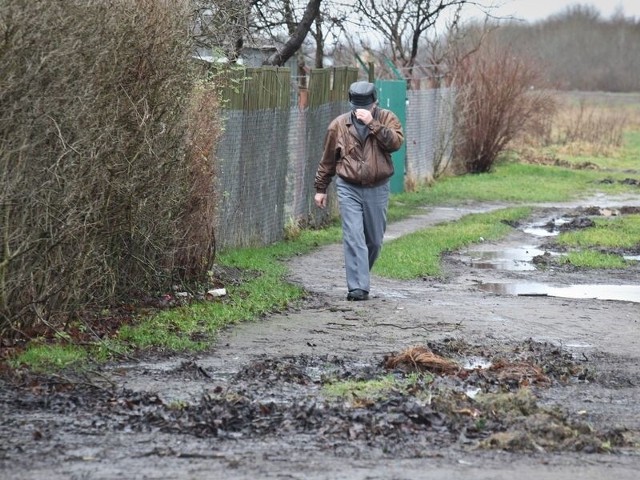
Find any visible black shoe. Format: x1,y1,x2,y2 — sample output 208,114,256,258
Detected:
347,289,369,301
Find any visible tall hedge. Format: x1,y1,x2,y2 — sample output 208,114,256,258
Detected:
0,0,220,337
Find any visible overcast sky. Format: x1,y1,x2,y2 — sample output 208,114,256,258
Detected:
477,0,640,22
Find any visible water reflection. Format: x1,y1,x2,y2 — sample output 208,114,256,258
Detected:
478,282,640,303
523,217,570,237
467,246,547,271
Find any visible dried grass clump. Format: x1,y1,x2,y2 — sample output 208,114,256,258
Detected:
517,149,600,170
553,100,628,156
514,96,631,157
1,0,221,338
384,346,460,375
404,173,419,193
489,360,550,386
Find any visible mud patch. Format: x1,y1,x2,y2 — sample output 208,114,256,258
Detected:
1,339,631,462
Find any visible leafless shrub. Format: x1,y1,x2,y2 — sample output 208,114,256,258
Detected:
0,0,220,338
174,82,222,280
451,43,557,173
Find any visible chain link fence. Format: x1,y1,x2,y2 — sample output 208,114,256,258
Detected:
405,87,456,183
215,82,456,250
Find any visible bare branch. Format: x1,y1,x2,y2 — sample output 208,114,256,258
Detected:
264,0,322,66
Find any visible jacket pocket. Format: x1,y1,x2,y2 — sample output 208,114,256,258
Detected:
373,151,394,180
336,144,360,183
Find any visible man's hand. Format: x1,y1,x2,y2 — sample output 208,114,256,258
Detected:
354,108,373,125
314,192,327,209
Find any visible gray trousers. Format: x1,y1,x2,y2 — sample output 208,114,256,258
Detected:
336,177,390,293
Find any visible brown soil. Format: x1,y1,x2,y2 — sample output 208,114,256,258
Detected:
1,195,640,480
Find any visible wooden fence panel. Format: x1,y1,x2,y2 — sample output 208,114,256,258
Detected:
307,69,331,108
219,67,291,110
219,66,358,110
307,67,358,108
331,67,359,102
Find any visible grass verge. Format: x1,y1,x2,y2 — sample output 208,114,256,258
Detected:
11,225,343,371
114,225,345,352
557,214,640,249
561,251,628,269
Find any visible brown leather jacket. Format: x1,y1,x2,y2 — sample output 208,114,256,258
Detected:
314,107,404,193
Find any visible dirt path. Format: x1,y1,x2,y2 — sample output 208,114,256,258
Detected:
2,195,640,480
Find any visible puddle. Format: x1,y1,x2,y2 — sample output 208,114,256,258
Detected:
463,245,640,271
462,356,493,370
463,208,640,271
564,342,593,348
465,245,547,271
478,282,640,303
523,218,570,237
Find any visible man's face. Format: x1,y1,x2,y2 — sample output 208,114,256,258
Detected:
353,102,375,113
353,103,375,125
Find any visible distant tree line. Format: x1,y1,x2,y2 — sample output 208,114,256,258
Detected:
491,5,640,92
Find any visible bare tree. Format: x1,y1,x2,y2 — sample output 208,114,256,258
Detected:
308,3,352,68
191,0,323,67
263,0,322,66
353,0,470,82
247,0,323,65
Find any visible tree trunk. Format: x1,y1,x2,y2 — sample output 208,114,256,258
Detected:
314,14,324,68
264,0,321,66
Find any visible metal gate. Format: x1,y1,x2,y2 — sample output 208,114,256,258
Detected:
375,80,407,193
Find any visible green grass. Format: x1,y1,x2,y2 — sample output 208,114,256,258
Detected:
561,251,628,269
623,130,640,159
390,161,632,217
322,373,430,402
375,207,533,279
117,227,344,352
557,214,640,249
10,344,88,372
554,214,640,269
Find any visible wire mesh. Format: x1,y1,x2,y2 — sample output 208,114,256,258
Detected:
215,86,456,249
405,87,456,182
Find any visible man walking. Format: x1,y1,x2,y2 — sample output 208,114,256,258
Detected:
314,81,404,301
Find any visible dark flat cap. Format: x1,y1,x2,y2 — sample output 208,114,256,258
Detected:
348,81,377,107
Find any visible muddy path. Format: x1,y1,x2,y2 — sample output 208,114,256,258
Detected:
2,194,640,480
